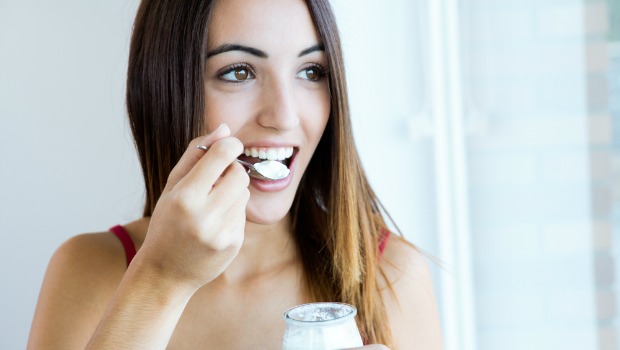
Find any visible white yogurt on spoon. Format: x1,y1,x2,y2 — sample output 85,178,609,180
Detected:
253,160,290,180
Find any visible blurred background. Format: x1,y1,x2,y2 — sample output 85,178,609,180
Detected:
1,0,618,349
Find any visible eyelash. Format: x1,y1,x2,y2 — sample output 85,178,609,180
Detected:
216,62,329,83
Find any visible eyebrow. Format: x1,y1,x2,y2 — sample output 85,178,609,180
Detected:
298,44,324,57
206,43,324,59
207,44,267,58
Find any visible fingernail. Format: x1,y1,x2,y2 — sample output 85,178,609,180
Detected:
213,123,229,133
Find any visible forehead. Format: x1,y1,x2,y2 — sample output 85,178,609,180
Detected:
208,0,321,51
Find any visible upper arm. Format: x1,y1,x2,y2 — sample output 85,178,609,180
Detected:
379,237,444,350
28,233,126,350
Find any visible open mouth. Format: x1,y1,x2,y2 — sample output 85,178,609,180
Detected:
237,146,296,170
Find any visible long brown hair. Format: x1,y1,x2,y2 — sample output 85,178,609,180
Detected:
126,0,393,346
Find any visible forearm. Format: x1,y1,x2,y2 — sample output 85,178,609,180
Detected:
86,256,196,349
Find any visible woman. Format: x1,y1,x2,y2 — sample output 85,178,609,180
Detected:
28,0,443,348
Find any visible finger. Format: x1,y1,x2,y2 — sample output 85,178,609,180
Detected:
233,188,250,221
204,185,248,252
220,186,250,234
163,123,231,193
178,136,244,194
207,162,250,213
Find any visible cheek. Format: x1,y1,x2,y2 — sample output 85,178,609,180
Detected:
315,109,330,144
204,91,255,132
299,88,330,140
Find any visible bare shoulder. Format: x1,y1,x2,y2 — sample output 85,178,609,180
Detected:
379,235,444,350
55,230,128,272
45,230,129,290
28,229,128,349
380,236,433,285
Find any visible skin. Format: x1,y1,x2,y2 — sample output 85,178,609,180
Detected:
27,0,443,349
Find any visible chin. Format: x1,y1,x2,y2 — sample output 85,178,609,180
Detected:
244,194,295,225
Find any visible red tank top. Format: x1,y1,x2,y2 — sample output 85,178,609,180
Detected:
378,228,390,255
109,225,136,266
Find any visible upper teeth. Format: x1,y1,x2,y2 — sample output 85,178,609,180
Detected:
244,147,294,161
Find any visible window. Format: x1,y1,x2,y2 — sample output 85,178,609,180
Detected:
334,0,619,348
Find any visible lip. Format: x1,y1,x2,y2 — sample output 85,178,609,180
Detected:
247,148,299,192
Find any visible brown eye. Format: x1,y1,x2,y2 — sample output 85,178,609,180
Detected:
234,68,249,80
220,64,255,82
309,69,321,81
297,65,325,82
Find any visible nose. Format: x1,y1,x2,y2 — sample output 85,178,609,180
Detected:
256,76,300,131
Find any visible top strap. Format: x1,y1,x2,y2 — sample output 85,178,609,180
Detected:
378,228,391,257
109,225,137,267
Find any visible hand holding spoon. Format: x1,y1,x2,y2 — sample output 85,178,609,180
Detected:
197,145,290,181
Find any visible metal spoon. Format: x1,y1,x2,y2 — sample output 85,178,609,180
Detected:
197,145,290,181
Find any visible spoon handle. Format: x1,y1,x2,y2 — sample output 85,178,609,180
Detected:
235,159,254,168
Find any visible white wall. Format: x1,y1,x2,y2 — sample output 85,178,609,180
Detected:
0,1,142,348
0,1,433,348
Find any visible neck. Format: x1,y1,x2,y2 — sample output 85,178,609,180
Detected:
220,214,299,283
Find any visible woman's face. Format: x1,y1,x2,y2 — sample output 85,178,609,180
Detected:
205,0,330,225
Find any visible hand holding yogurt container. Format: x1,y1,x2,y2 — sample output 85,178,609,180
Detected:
282,302,364,350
